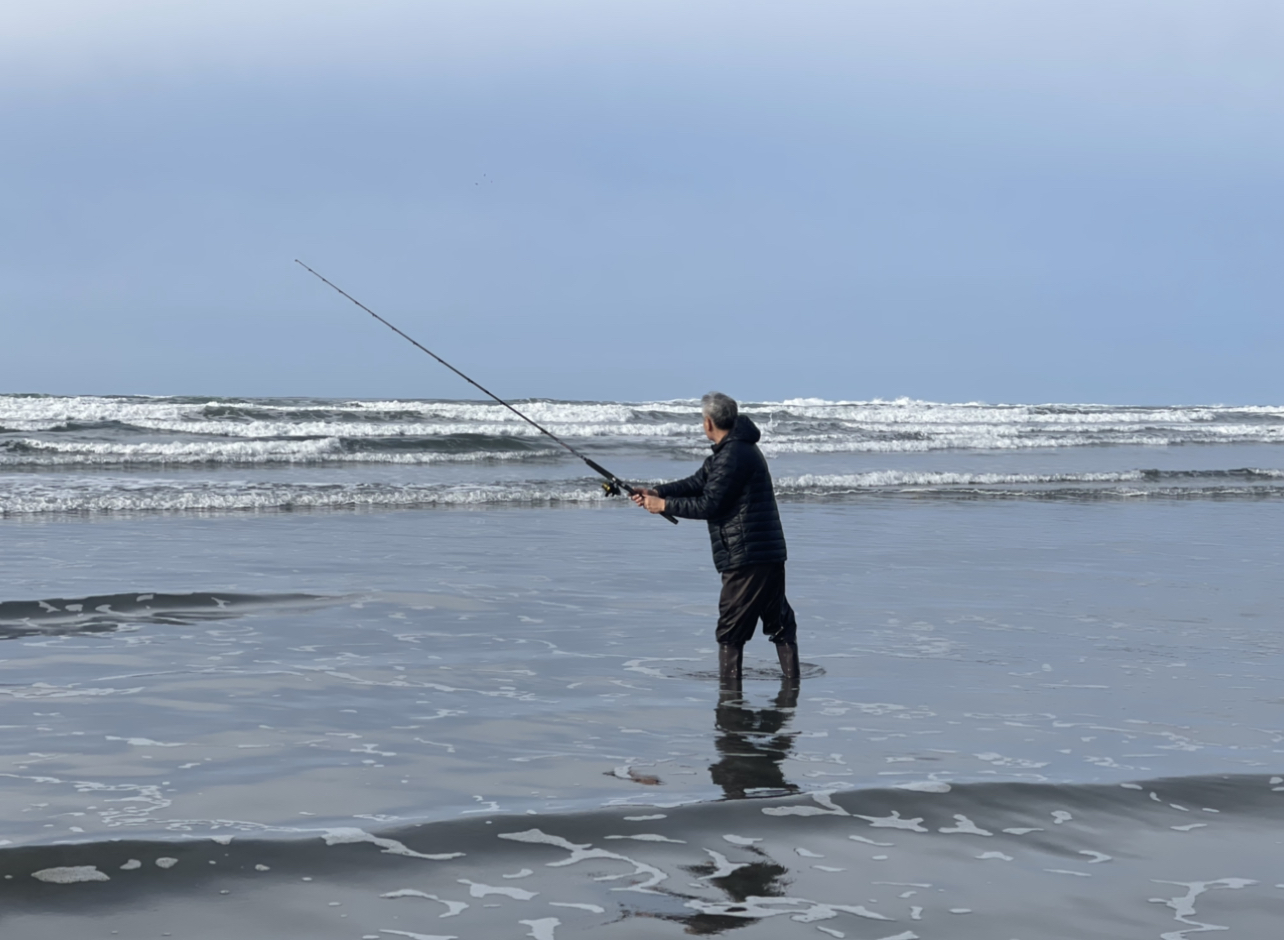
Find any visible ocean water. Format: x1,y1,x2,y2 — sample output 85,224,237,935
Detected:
2,394,1283,938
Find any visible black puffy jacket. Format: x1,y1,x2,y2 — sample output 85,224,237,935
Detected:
655,416,787,572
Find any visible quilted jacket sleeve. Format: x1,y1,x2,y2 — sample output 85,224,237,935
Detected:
661,444,753,521
654,462,708,500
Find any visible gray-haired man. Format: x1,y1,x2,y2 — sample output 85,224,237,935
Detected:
633,392,800,685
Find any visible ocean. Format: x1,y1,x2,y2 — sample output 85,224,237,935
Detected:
2,393,1282,938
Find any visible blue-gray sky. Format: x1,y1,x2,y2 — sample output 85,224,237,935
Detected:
2,1,1281,403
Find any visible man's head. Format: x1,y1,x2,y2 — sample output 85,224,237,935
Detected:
701,391,738,442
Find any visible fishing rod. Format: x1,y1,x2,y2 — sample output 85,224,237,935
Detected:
295,260,678,525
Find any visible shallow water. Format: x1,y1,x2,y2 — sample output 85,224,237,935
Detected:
3,395,1284,937
3,501,1284,937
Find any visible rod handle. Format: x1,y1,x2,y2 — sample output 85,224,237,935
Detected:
582,458,678,525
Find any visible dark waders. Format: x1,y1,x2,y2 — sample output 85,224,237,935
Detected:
718,642,800,686
715,562,800,685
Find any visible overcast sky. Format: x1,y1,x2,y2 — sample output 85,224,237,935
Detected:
2,1,1281,403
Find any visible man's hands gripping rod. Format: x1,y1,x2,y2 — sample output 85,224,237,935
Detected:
629,487,668,515
581,457,677,524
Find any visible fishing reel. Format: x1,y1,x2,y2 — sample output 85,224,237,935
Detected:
601,480,623,498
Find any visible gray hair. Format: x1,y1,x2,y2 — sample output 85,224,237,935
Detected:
701,391,738,430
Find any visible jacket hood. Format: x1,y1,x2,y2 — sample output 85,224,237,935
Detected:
717,415,761,448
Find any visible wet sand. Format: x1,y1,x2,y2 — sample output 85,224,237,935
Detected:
4,776,1283,939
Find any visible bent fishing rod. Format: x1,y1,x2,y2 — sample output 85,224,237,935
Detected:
295,260,678,525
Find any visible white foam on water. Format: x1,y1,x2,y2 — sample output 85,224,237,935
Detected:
0,683,144,699
519,918,560,940
762,791,850,817
1151,878,1257,940
499,830,589,852
381,891,469,917
684,895,892,922
497,829,668,892
321,827,462,860
762,805,832,817
699,849,748,880
458,879,537,900
548,902,605,913
31,865,109,883
853,812,929,832
939,814,992,836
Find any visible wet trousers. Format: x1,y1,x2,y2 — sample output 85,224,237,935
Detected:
716,562,797,647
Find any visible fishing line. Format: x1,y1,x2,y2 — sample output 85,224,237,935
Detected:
296,260,678,524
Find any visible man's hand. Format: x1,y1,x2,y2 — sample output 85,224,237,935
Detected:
629,487,667,513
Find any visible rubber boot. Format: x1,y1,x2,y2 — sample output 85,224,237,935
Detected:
775,641,800,681
718,643,744,687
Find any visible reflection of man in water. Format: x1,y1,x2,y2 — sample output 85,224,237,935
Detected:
709,679,801,800
662,680,799,934
632,391,799,685
661,680,800,935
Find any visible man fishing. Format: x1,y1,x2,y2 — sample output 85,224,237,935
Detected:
297,268,791,685
632,392,800,685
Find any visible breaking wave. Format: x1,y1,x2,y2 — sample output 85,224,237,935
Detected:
0,478,613,516
0,435,554,467
777,467,1284,494
5,469,1284,517
5,394,1284,515
4,394,1284,468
